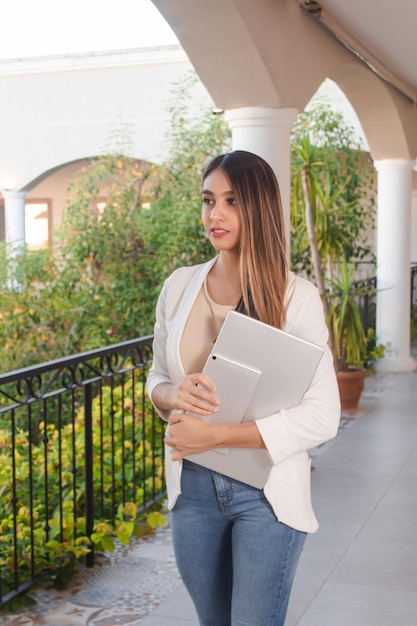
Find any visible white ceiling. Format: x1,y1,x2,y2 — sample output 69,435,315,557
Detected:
316,0,417,101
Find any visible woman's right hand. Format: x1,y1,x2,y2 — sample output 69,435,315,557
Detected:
166,373,220,416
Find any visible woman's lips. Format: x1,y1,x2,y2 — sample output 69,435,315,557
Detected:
211,228,229,238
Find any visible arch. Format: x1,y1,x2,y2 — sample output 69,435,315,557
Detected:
152,0,417,162
0,47,210,192
330,63,417,161
152,0,362,111
23,156,156,235
23,158,93,192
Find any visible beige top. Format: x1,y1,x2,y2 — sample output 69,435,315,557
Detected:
180,279,234,374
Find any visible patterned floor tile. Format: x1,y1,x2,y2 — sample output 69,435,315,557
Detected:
0,525,181,625
36,601,104,625
0,616,36,625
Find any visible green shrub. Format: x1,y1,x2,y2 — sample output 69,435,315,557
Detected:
0,379,165,605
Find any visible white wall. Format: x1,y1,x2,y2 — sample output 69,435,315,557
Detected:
0,46,213,191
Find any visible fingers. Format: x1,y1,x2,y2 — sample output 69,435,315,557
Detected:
176,373,220,415
194,372,216,393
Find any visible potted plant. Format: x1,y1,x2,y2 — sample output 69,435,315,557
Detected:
325,261,381,413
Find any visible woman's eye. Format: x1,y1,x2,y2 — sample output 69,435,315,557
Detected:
227,198,236,206
202,197,214,205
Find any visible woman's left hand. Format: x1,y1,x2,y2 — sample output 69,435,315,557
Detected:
165,413,218,460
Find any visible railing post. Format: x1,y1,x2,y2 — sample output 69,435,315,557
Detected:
84,382,95,568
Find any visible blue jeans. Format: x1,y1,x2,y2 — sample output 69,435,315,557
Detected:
170,460,307,626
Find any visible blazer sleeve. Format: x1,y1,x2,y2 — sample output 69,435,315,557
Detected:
255,280,341,465
146,276,173,421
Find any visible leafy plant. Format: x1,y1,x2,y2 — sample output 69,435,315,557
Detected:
0,379,165,606
291,98,377,364
364,327,386,372
325,261,377,371
140,72,231,286
291,99,376,322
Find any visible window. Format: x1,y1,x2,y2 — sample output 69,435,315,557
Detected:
25,201,51,250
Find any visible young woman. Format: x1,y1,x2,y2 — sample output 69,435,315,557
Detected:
147,150,340,626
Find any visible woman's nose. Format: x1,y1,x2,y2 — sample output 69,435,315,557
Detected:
210,204,222,221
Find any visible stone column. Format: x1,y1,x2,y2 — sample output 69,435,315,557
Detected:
374,159,417,372
224,107,298,258
2,190,26,252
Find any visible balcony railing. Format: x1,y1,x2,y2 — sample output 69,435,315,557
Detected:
0,336,165,606
356,264,417,332
411,263,417,311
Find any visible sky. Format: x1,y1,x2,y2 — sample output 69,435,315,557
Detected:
0,0,179,60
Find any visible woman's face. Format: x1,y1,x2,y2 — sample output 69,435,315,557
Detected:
201,168,241,254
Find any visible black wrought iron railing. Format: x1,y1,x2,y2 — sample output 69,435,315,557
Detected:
0,336,165,606
355,275,377,333
411,263,417,312
355,264,417,332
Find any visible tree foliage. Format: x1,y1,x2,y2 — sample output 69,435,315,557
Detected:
290,98,377,367
291,99,376,283
0,73,230,373
140,73,231,287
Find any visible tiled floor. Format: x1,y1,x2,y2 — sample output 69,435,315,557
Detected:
2,353,417,625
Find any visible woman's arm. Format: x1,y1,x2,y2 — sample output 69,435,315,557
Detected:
165,413,265,461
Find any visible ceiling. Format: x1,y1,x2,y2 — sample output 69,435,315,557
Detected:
309,0,417,103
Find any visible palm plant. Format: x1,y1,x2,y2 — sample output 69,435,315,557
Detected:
325,261,371,372
291,101,377,373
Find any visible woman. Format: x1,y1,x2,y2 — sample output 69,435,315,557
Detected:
147,150,340,626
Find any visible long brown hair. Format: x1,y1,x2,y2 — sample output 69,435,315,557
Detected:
203,150,288,329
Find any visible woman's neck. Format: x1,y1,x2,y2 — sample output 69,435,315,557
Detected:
208,253,242,306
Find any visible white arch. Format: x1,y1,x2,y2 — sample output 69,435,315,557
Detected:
0,47,213,192
330,63,417,161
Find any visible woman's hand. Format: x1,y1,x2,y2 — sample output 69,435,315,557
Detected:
164,373,220,416
165,413,219,460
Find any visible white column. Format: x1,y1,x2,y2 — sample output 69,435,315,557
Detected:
224,107,298,258
411,188,417,262
374,159,416,372
2,190,26,252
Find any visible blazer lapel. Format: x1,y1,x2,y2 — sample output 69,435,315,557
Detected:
166,257,217,383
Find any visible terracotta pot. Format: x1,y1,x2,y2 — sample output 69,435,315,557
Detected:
336,368,367,414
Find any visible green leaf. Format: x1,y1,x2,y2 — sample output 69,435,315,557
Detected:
147,511,166,529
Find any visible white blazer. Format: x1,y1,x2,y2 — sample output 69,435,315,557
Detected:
147,258,341,533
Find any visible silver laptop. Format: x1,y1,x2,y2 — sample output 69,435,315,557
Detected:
186,310,324,488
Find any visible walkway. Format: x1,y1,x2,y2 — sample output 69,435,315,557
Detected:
2,357,417,625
